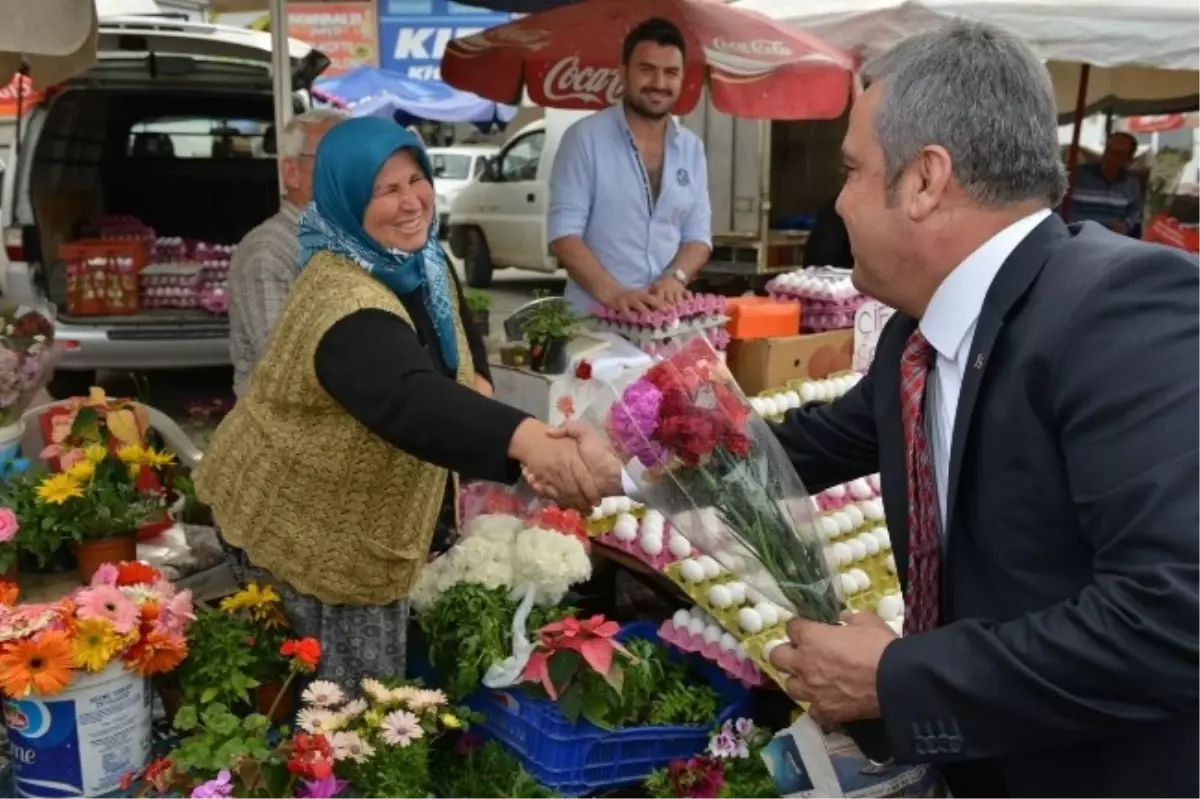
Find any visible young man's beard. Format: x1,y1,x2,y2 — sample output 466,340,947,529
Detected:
624,91,674,120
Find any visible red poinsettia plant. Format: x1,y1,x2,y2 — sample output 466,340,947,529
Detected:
521,614,636,727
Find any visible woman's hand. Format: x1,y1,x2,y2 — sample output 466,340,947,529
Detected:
507,418,599,512
473,374,494,397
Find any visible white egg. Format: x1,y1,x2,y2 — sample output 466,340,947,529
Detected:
719,632,738,652
868,474,882,492
823,546,839,571
799,383,817,402
813,381,830,402
689,605,707,619
784,390,802,409
847,538,868,561
668,534,692,559
687,617,706,637
840,572,860,595
762,637,790,660
849,478,873,499
744,587,765,605
698,555,722,580
617,497,634,513
876,594,904,622
726,581,747,604
642,509,665,531
844,505,865,528
723,553,746,575
862,498,885,520
708,584,734,608
749,397,765,415
831,542,853,567
765,397,781,416
887,618,904,636
702,624,724,644
680,559,706,583
754,602,780,627
672,609,691,628
872,527,892,550
777,606,795,623
819,516,840,541
837,376,853,394
849,568,871,592
641,535,664,556
733,643,748,662
885,554,897,574
590,505,603,521
825,484,847,500
613,517,639,542
858,532,881,556
600,497,621,516
737,607,764,634
831,511,854,534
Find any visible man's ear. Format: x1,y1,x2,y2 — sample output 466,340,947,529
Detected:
280,157,300,191
907,144,953,222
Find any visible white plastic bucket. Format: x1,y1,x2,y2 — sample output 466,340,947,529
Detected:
0,419,23,473
4,663,152,798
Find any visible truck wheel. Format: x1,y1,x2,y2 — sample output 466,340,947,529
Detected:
463,228,494,289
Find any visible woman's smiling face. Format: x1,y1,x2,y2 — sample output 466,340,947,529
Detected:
363,149,434,252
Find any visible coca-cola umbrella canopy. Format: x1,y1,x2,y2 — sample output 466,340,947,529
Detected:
441,0,857,120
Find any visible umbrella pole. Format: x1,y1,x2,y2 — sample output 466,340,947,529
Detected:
271,0,294,197
1060,63,1091,221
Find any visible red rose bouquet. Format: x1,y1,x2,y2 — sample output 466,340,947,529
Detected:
585,336,842,624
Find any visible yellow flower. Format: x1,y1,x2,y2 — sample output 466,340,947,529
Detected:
219,583,281,616
117,445,146,465
142,448,176,469
439,713,461,729
73,617,122,672
83,444,108,464
66,460,95,482
36,474,84,505
363,709,383,728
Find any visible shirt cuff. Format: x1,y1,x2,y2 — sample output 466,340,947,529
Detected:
620,469,644,502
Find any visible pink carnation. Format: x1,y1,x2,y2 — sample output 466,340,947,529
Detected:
0,508,18,544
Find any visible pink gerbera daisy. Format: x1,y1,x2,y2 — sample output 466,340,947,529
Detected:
75,585,139,634
91,563,119,586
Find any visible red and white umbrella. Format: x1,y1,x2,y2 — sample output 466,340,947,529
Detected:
442,0,857,120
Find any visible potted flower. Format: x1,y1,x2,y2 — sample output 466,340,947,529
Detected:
0,467,77,576
162,582,294,724
0,303,57,472
522,297,582,375
463,288,492,339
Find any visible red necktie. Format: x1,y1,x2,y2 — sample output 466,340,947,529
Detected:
900,329,940,635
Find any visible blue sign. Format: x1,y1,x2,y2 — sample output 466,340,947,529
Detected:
378,0,511,82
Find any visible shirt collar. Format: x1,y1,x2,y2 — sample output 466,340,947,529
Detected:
609,103,679,143
280,200,303,225
921,208,1051,360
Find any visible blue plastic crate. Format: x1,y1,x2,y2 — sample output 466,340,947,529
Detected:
468,621,750,796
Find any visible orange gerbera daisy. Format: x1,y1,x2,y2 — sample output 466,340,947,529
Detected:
124,631,186,677
115,562,160,587
0,581,19,606
0,631,75,697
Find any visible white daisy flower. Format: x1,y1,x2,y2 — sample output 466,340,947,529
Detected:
301,680,346,709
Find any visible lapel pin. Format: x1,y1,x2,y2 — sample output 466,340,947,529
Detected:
973,354,985,370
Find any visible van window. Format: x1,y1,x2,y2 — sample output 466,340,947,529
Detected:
497,132,545,182
432,152,472,180
127,118,270,159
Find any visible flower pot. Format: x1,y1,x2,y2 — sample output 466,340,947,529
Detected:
469,309,490,339
2,563,17,583
0,419,24,475
529,337,570,375
256,681,294,724
73,535,137,585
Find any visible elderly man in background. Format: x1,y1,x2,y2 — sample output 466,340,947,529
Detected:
229,109,344,397
1064,131,1144,234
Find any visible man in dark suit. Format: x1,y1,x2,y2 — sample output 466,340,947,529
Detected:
764,20,1199,798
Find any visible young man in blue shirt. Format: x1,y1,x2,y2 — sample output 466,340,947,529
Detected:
548,18,713,315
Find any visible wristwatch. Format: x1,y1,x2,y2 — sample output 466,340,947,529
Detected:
671,268,688,285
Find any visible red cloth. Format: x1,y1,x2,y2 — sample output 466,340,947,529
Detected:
900,329,940,635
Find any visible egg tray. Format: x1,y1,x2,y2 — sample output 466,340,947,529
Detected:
586,507,645,536
591,314,730,342
752,371,864,422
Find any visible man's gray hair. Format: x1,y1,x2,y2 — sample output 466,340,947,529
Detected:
278,109,347,158
863,20,1067,207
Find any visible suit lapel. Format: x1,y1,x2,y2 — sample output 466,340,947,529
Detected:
944,214,1067,532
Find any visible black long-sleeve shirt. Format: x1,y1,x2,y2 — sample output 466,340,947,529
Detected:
312,276,529,550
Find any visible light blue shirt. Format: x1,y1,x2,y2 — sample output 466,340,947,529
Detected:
548,105,712,313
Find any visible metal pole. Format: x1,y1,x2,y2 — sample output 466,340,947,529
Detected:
270,0,293,197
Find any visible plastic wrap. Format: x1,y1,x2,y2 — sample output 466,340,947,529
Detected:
580,336,843,624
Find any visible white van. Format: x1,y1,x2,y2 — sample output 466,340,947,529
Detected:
446,110,591,288
0,16,327,395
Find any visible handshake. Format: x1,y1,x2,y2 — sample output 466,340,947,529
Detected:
507,418,624,511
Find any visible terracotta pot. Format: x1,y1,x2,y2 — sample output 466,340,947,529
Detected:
2,563,17,583
73,535,137,584
256,681,294,723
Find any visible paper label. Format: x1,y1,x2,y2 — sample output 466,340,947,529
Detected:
853,301,896,372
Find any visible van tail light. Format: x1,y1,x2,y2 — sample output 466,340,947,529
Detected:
4,228,25,262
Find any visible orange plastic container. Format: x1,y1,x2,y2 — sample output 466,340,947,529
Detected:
60,239,150,316
726,296,801,340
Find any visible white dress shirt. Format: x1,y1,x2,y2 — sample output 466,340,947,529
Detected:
618,210,1051,515
920,209,1050,525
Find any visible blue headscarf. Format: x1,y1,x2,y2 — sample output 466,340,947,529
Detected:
297,117,458,371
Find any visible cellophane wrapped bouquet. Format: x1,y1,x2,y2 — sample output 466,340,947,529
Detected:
0,303,58,428
582,337,843,652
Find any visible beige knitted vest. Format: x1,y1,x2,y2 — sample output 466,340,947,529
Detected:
194,250,473,605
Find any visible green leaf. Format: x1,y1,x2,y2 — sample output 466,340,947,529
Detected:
557,683,584,723
173,704,198,731
200,686,218,704
547,649,581,692
581,687,614,731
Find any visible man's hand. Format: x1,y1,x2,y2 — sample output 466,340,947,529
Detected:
769,611,898,725
523,421,623,501
473,374,494,398
650,274,691,306
606,288,665,315
508,419,599,512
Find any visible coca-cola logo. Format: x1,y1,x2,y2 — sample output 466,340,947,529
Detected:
542,57,624,105
710,38,793,58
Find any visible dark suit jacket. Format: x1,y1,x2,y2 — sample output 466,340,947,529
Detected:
772,216,1199,797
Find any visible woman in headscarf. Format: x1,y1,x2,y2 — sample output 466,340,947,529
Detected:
193,117,603,689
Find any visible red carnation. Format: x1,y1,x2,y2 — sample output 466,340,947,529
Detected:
574,360,593,380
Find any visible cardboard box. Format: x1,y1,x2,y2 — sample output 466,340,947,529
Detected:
728,329,854,395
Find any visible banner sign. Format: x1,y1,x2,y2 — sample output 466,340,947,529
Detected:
377,0,510,81
0,75,44,117
289,2,380,76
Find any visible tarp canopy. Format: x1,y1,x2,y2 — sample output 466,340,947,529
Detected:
0,0,99,87
730,0,1200,119
314,66,517,129
208,0,580,10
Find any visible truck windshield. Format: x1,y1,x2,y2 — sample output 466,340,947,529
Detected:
431,153,472,180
